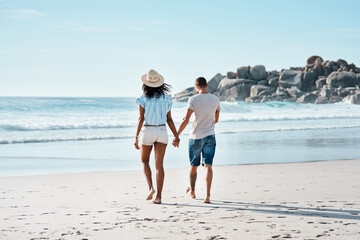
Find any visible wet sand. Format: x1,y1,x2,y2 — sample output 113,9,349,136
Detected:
0,159,359,239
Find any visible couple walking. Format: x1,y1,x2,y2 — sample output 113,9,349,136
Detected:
134,69,220,204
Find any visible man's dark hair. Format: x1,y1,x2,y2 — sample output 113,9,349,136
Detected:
195,77,207,88
142,83,172,99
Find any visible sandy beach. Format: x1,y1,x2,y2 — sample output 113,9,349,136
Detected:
0,159,359,240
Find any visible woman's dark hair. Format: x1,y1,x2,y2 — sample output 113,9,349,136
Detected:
142,83,172,99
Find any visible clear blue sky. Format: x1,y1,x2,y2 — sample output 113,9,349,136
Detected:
1,0,359,97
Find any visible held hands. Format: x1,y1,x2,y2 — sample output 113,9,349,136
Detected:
172,136,180,148
134,137,140,150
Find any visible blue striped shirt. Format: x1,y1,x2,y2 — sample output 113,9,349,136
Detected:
136,94,172,125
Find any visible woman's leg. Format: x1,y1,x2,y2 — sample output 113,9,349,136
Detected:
141,145,155,200
153,142,167,204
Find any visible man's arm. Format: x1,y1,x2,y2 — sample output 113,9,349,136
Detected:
177,108,194,136
214,109,220,124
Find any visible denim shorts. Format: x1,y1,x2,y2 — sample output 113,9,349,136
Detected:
188,134,216,166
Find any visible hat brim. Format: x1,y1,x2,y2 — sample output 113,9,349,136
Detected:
141,73,164,88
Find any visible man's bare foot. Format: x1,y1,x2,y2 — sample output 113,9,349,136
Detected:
186,187,196,199
146,189,155,200
203,197,210,204
152,198,161,204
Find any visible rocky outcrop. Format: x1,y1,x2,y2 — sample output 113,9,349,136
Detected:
174,56,360,104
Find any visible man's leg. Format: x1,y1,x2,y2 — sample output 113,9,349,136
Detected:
204,164,213,203
187,166,197,199
202,135,216,203
187,138,202,199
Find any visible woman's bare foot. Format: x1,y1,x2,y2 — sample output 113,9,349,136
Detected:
152,198,161,204
203,197,210,204
146,188,155,200
186,187,196,199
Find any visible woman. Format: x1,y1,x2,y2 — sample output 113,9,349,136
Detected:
134,69,180,204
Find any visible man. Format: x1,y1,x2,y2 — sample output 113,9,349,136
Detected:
175,77,220,203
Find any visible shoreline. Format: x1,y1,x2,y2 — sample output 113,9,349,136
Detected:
0,159,359,239
0,157,359,178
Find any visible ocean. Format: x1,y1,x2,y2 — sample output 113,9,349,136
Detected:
1,97,360,176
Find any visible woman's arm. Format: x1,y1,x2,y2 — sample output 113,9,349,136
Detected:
166,111,180,147
134,105,145,150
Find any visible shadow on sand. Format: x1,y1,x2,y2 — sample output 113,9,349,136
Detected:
162,200,360,221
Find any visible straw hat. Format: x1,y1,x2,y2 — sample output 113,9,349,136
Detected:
141,69,164,87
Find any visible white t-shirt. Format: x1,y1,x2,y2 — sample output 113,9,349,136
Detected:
187,93,220,139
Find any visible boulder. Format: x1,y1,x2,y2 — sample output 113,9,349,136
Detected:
218,78,245,91
275,87,290,97
339,89,351,98
250,85,274,98
237,66,249,79
341,93,360,104
257,80,268,86
342,95,351,102
207,73,225,93
306,55,323,68
268,77,279,87
336,59,348,67
173,87,196,102
296,93,318,104
249,65,266,80
350,93,360,104
227,71,237,79
266,71,280,80
245,96,263,103
329,95,342,103
344,87,357,94
218,79,256,101
286,86,304,98
326,72,357,87
315,77,327,89
313,61,325,76
324,61,336,76
218,85,246,101
279,70,303,89
302,71,317,91
283,98,298,103
315,96,329,104
270,94,284,102
260,96,271,103
320,88,331,98
218,78,257,93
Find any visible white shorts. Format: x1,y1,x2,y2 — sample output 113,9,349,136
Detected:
140,126,168,145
